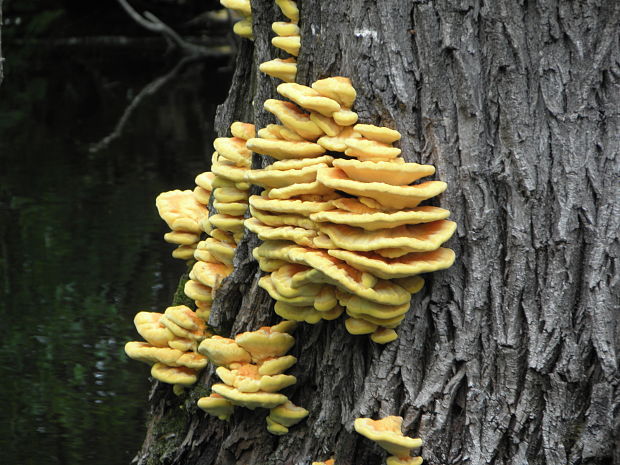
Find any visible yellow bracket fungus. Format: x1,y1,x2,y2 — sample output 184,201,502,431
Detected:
247,137,326,159
259,58,297,83
272,21,300,37
197,394,234,420
264,99,325,140
272,35,301,56
275,0,299,23
354,416,423,458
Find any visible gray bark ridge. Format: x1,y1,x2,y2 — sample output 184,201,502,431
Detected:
135,1,620,464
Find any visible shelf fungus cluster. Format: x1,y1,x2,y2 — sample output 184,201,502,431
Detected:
219,0,253,40
185,122,255,321
244,78,455,343
259,0,300,83
354,416,423,465
156,188,210,262
197,323,309,435
124,306,210,394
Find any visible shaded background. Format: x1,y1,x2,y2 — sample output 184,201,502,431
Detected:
0,1,232,463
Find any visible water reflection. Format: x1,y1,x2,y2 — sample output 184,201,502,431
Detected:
0,42,230,464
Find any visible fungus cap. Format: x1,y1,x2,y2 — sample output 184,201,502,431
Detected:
230,121,256,140
328,248,455,279
235,326,295,362
332,109,359,126
193,186,211,205
272,35,301,56
354,416,423,457
195,171,216,191
259,58,297,83
258,355,297,375
245,218,317,247
311,77,356,108
272,21,300,36
371,327,399,344
332,159,435,185
151,363,198,386
124,341,184,366
249,195,335,216
344,138,401,160
213,137,252,167
220,0,251,17
264,99,324,141
259,275,317,306
198,335,252,366
211,383,288,409
274,301,325,324
317,127,360,152
197,394,234,420
156,190,207,233
233,19,253,40
266,416,289,435
344,317,378,335
277,83,341,117
269,401,309,427
311,206,451,231
164,305,205,332
274,0,299,22
134,312,175,347
216,364,296,392
245,163,326,188
247,137,326,160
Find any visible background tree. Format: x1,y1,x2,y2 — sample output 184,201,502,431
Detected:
134,1,619,464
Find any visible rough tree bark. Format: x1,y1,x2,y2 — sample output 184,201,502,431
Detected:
134,1,619,464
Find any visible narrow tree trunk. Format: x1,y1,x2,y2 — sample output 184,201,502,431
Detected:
1,0,4,86
134,1,619,464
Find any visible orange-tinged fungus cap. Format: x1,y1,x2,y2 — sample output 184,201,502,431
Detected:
353,124,401,143
317,221,456,252
134,312,175,347
156,190,207,234
311,77,356,108
164,305,205,332
211,153,248,183
213,137,252,167
151,363,198,387
197,394,234,420
277,83,341,117
230,121,256,140
260,58,297,83
195,172,216,191
269,401,309,427
317,167,448,210
314,285,338,312
329,248,455,279
272,21,300,36
235,326,295,362
159,315,205,341
198,335,252,366
168,337,194,352
175,351,209,370
247,137,326,160
275,0,299,22
216,365,296,393
183,279,214,302
354,416,423,457
258,123,305,141
344,138,401,160
310,206,451,231
272,35,300,56
264,99,324,141
190,261,232,289
332,159,435,185
211,383,288,409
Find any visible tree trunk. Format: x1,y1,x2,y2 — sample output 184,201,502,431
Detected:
134,1,619,464
1,0,4,86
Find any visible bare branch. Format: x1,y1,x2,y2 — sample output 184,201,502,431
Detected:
116,0,212,56
89,55,203,153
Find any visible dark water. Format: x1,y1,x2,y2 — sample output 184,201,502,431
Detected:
0,39,231,464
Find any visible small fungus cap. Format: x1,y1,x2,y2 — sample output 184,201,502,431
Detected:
272,21,300,36
354,416,423,457
230,121,256,140
247,138,326,160
258,355,297,375
266,416,289,435
259,58,297,83
197,394,234,420
216,364,296,393
235,326,295,362
264,99,324,141
272,35,301,56
277,83,341,117
311,77,356,108
211,383,288,409
198,336,252,366
124,341,184,366
156,190,208,234
371,327,399,345
353,124,401,143
134,312,175,347
151,363,197,387
385,457,423,465
332,159,435,185
275,0,299,22
269,400,309,427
